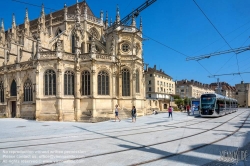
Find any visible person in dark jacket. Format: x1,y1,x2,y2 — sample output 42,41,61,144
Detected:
131,106,136,122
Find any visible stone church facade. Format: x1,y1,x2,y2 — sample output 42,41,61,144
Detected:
0,1,146,121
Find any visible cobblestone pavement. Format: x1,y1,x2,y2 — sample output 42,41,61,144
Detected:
0,109,250,166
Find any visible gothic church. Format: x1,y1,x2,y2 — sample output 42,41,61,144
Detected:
0,1,146,121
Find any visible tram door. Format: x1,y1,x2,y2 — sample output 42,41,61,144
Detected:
11,101,16,118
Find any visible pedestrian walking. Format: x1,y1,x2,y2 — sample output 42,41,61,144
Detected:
131,106,136,122
115,105,121,122
168,106,173,118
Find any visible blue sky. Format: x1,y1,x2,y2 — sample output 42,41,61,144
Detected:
1,0,250,86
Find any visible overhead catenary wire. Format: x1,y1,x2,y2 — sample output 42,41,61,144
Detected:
193,0,244,81
142,33,214,77
12,0,57,11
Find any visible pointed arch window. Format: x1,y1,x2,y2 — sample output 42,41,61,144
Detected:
72,35,75,54
136,69,140,93
122,68,130,96
0,81,4,103
24,79,33,102
82,70,90,95
55,28,62,36
64,71,74,95
10,80,17,96
89,28,99,39
45,69,56,95
98,71,109,95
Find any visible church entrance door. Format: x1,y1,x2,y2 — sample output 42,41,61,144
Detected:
11,101,16,118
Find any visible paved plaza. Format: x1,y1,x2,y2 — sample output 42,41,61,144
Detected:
0,109,250,166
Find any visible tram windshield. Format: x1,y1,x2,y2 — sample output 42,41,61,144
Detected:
201,96,216,109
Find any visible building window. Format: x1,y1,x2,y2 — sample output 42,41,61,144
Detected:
122,69,130,96
0,81,4,103
136,70,139,93
10,80,17,96
45,69,56,95
82,70,90,95
157,87,159,92
149,87,151,92
72,35,75,54
64,71,74,95
164,104,167,109
150,74,152,77
122,43,130,52
24,79,32,102
148,80,151,85
148,94,151,98
157,81,159,85
98,71,109,95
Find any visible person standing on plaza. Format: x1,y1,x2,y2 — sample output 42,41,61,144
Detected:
187,105,190,115
168,106,173,118
115,105,121,122
131,106,136,122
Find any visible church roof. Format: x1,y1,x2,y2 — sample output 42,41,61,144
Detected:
13,1,95,30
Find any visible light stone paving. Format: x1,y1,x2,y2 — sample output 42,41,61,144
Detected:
0,109,250,166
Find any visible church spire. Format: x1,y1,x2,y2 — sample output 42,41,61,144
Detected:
140,17,143,32
100,10,103,22
116,5,120,24
41,3,45,17
25,8,29,22
12,13,16,28
131,15,136,27
105,11,109,28
75,0,80,23
1,19,4,32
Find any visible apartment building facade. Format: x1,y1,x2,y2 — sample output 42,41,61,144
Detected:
176,79,214,99
145,65,175,111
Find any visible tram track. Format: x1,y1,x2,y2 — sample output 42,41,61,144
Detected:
0,115,197,144
21,111,246,166
0,117,212,149
0,116,206,145
31,111,248,166
131,111,250,165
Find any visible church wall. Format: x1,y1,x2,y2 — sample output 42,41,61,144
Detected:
0,48,4,57
0,59,4,66
61,98,75,121
80,99,92,111
94,98,114,118
21,52,32,62
39,99,58,120
0,105,6,117
20,104,35,119
8,55,16,65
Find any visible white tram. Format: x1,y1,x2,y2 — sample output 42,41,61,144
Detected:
200,93,238,117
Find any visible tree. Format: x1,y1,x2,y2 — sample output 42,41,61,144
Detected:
175,98,183,108
172,94,181,99
183,97,191,106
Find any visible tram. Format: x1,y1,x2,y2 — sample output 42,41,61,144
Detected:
200,93,238,117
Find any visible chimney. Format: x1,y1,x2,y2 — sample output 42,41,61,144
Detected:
241,81,244,84
160,69,162,72
154,65,156,70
